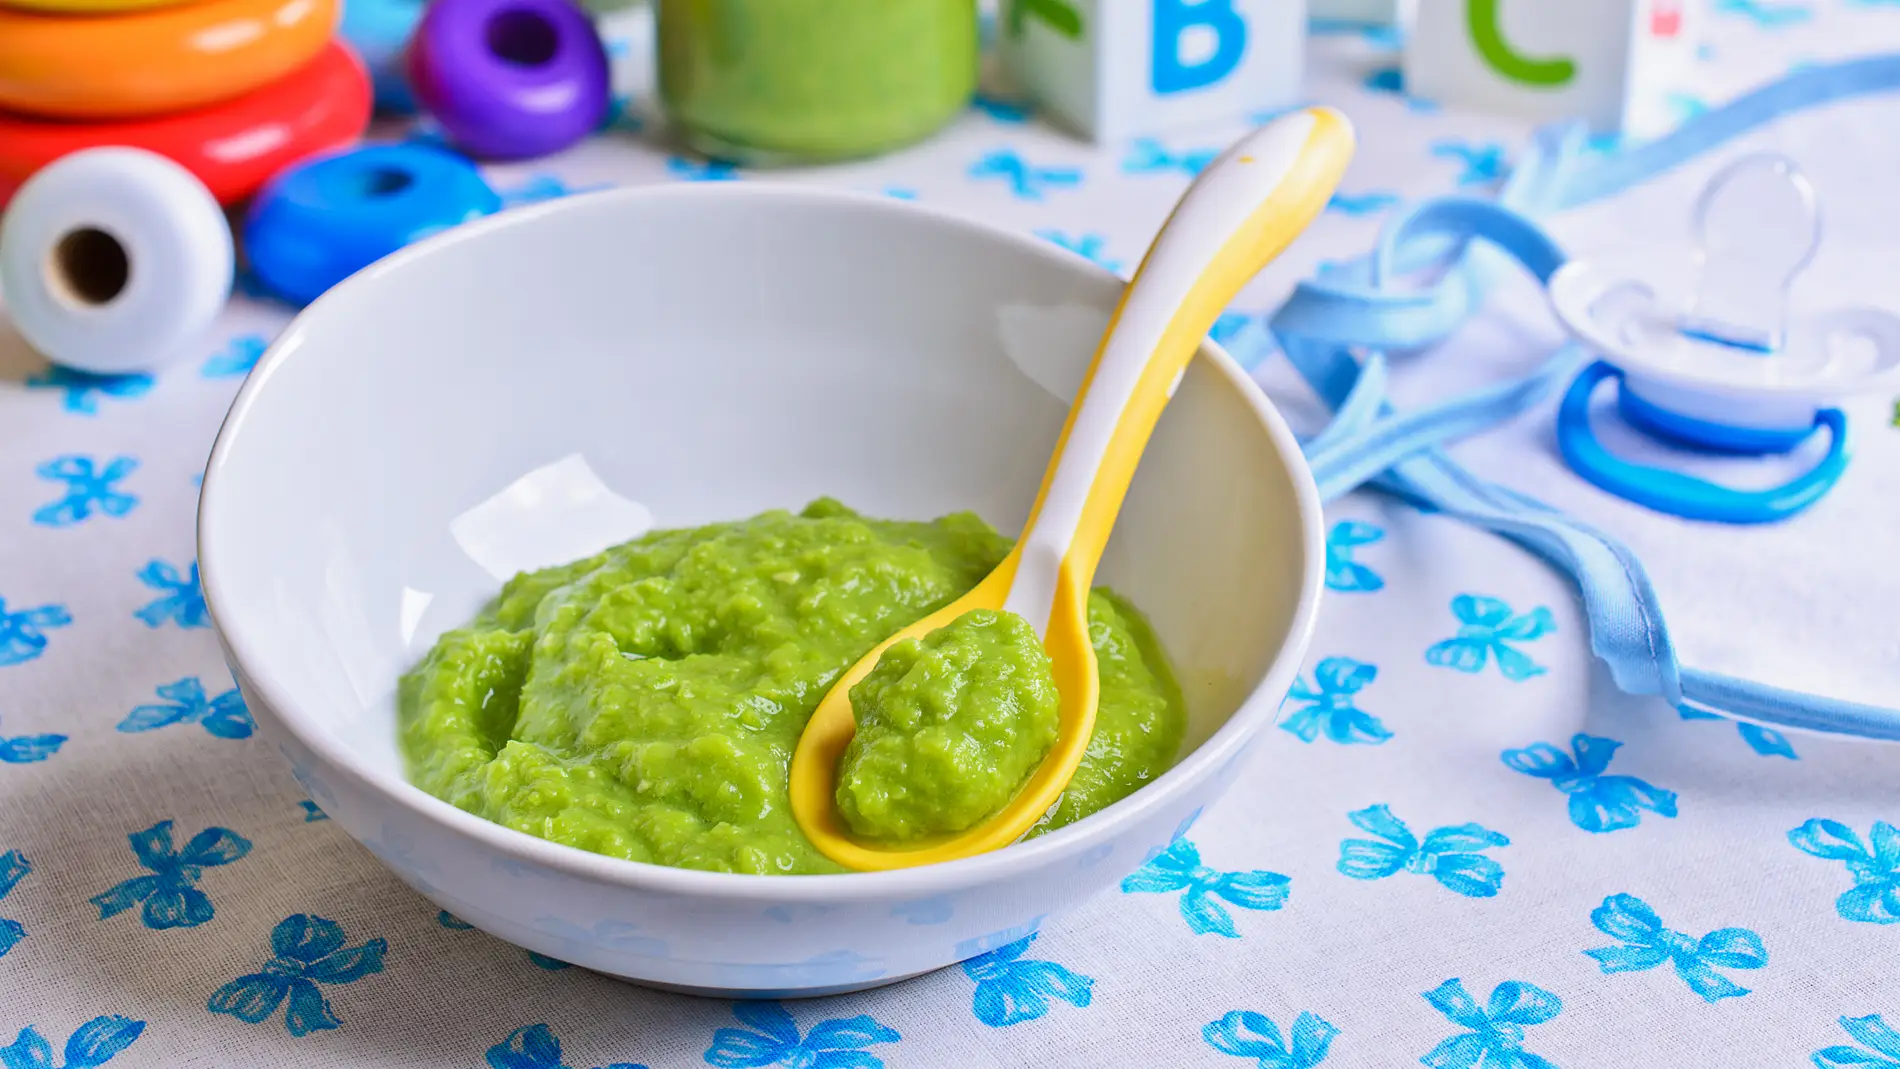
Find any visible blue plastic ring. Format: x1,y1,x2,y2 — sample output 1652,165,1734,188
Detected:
1616,381,1818,455
242,142,500,306
1556,361,1850,524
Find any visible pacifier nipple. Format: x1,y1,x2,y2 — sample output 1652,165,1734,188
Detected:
1679,154,1821,353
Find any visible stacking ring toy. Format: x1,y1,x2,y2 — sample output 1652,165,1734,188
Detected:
0,44,371,209
0,0,338,120
407,0,609,160
341,0,427,113
0,0,195,15
243,143,502,305
0,148,233,375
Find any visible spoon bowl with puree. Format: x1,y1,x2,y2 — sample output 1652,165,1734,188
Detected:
789,107,1355,871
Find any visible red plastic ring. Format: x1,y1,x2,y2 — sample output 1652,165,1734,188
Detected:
0,42,371,207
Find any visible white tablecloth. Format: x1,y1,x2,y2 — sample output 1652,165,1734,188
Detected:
3,4,1898,1066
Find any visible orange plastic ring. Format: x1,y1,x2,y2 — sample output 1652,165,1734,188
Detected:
0,43,371,208
0,0,198,16
0,0,338,120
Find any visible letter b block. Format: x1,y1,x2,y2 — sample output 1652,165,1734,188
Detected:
1002,0,1306,142
1404,0,1700,137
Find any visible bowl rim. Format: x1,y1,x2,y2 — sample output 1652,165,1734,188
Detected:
198,181,1326,902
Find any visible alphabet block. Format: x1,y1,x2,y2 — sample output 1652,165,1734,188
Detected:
1310,0,1408,24
1000,0,1307,142
1403,0,1700,137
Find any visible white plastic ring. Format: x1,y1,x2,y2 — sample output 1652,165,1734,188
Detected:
0,147,232,375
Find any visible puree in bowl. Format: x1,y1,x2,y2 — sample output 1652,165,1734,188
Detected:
398,498,1184,875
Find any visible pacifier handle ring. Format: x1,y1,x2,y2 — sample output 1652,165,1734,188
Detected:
1556,362,1850,524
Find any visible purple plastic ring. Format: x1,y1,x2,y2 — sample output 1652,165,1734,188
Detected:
407,0,609,160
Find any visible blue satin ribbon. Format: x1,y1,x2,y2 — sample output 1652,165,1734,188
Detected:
1236,54,1900,741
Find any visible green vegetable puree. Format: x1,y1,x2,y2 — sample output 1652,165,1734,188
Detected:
398,499,1184,875
838,608,1059,842
656,0,978,164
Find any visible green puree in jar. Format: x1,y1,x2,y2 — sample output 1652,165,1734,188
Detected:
657,0,979,164
398,500,1185,875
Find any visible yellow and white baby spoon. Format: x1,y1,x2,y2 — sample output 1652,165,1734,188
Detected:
790,107,1355,871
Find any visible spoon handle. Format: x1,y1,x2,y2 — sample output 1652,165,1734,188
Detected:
1002,107,1355,633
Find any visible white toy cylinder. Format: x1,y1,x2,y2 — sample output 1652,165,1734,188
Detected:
0,147,233,375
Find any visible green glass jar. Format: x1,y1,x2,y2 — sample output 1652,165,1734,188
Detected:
657,0,979,165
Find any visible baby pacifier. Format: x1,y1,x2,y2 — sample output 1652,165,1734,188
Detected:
1550,153,1900,524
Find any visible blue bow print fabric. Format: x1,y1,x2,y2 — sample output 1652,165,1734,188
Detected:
1787,820,1900,925
1582,893,1768,1003
1420,979,1564,1069
1,5,1897,1067
207,915,390,1037
1336,805,1510,898
87,822,253,931
1501,735,1679,834
1281,657,1391,744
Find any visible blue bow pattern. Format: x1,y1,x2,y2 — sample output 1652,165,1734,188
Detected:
497,175,614,208
1427,595,1555,681
118,677,252,740
1429,139,1507,186
1120,839,1290,938
1583,893,1768,1002
1282,657,1391,745
1421,979,1563,1069
1203,1010,1338,1068
1324,521,1386,592
1122,138,1218,176
971,93,1032,123
1788,819,1900,924
298,800,328,822
968,149,1082,200
201,334,269,379
1361,66,1441,112
89,820,251,929
1814,1014,1900,1069
207,914,388,1036
0,850,29,958
485,1023,646,1069
665,157,738,182
0,597,71,667
32,456,138,528
703,1002,899,1069
1337,805,1509,898
0,715,64,764
1325,191,1400,216
0,1016,144,1069
25,366,152,415
960,933,1093,1027
133,560,207,629
1677,706,1797,758
1034,230,1123,274
1502,734,1678,833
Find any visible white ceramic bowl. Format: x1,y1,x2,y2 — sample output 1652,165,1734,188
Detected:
198,184,1324,997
